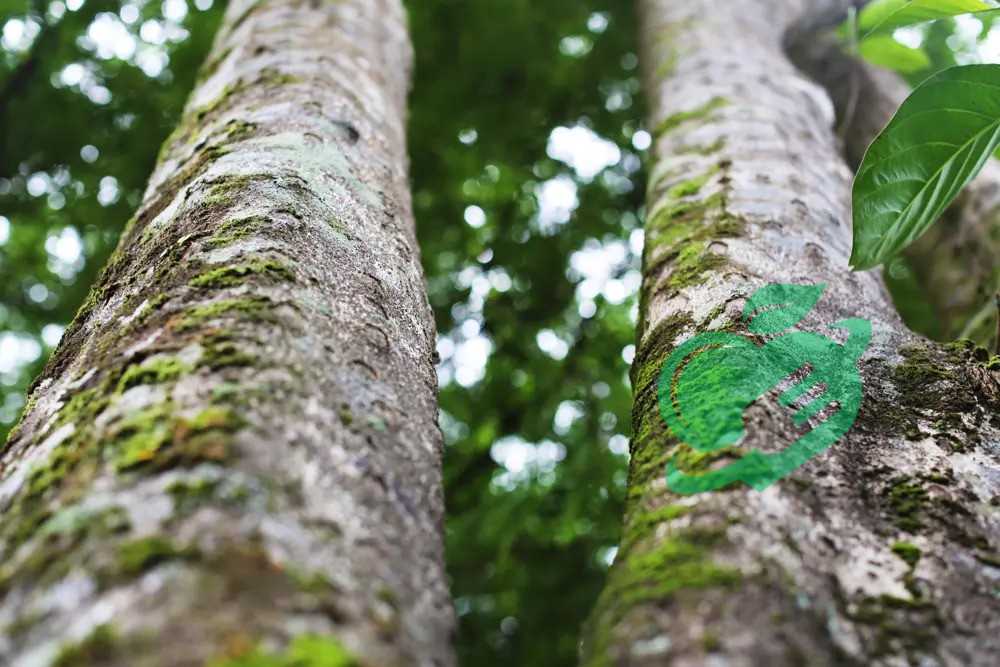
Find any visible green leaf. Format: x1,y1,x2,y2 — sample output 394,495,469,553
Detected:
742,284,826,334
858,35,932,72
858,0,996,36
851,65,1000,270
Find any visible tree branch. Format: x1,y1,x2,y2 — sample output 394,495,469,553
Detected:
788,26,1000,344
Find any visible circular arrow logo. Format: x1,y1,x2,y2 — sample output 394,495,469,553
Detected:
658,283,871,495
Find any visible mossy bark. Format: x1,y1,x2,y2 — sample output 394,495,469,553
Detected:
0,1,454,665
581,1,1000,665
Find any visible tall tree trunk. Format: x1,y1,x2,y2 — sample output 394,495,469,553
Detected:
0,1,454,665
582,0,1000,664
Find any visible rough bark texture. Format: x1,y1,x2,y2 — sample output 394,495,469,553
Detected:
0,1,454,666
582,1,1000,665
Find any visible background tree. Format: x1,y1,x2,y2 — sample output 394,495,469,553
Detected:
0,0,454,664
582,0,1000,664
407,3,643,664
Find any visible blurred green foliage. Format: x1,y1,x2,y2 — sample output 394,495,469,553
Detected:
408,2,642,664
0,2,996,666
872,12,1000,339
0,0,224,425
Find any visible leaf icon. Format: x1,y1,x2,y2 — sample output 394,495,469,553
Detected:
742,283,826,335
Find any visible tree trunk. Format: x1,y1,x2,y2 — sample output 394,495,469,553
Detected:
0,1,454,665
582,0,1000,664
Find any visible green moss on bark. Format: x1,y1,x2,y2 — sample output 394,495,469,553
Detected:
627,315,693,505
670,442,743,476
206,215,267,249
24,389,109,500
617,503,692,555
846,593,941,659
892,347,951,391
190,259,294,289
675,137,726,156
167,476,222,514
201,174,262,209
630,312,693,391
338,405,353,426
201,336,257,370
891,541,921,568
890,344,978,414
118,356,191,393
112,404,243,472
886,478,928,533
111,404,173,470
208,634,358,667
641,167,744,304
50,624,158,666
40,505,130,539
52,625,119,667
663,163,721,200
177,296,275,332
133,294,170,330
186,69,301,136
653,97,728,137
581,528,740,667
116,536,193,575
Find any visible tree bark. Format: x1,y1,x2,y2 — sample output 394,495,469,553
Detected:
582,1,1000,664
0,1,454,665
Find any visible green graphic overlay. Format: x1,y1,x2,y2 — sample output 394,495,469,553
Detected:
658,284,871,494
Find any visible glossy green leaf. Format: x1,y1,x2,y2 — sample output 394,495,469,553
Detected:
742,283,826,334
858,0,995,36
851,65,1000,270
858,35,932,72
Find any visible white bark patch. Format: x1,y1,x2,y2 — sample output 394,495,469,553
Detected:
201,238,289,264
146,188,186,236
66,368,96,391
95,386,166,431
835,544,912,600
0,422,74,508
247,132,383,208
631,635,672,658
124,328,163,358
